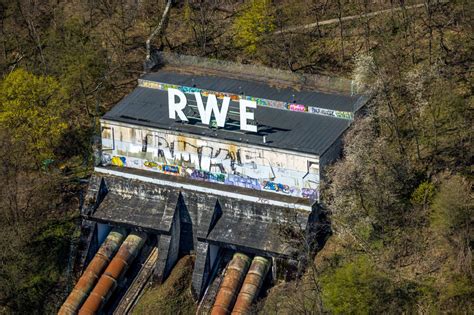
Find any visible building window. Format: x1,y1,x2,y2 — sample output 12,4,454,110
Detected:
142,136,148,152
101,127,114,150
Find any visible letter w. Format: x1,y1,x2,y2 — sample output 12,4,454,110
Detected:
194,92,230,127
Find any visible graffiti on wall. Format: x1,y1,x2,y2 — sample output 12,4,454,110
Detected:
263,181,290,193
107,152,317,200
111,156,126,167
102,124,319,200
138,79,353,120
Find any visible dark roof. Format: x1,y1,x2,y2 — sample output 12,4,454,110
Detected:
143,70,359,112
103,85,352,155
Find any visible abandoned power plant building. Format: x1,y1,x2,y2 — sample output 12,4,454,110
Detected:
60,53,368,315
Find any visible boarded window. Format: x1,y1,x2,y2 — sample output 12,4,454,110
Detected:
101,127,114,150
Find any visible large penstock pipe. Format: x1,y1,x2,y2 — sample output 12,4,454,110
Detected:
231,256,271,315
78,231,147,315
211,253,252,315
59,227,127,315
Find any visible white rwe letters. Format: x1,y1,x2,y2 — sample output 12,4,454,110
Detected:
167,89,257,132
194,92,230,127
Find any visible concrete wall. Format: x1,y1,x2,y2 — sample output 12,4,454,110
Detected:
166,202,180,276
100,120,320,200
84,171,316,300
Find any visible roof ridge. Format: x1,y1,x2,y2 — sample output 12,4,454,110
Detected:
149,52,355,95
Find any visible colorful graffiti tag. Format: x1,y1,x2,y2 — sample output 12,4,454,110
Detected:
101,125,320,200
103,154,318,200
111,156,126,167
225,174,261,190
163,165,180,174
263,181,290,193
302,188,318,200
190,169,226,183
138,79,353,120
288,104,306,112
144,161,158,168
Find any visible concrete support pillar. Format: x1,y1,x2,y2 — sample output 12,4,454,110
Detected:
191,241,211,300
77,220,98,273
154,198,181,284
154,235,173,283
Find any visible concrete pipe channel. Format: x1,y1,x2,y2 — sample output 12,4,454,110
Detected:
232,256,271,315
211,253,252,315
58,228,127,315
78,231,147,315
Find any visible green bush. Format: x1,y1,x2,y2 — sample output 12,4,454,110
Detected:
0,217,78,314
233,0,275,54
431,175,472,234
320,256,392,314
411,181,435,206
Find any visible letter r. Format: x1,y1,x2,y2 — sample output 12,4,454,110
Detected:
168,88,188,121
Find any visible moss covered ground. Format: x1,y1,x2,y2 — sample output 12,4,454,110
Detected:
133,255,197,315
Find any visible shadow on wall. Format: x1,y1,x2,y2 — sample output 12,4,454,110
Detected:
178,193,194,255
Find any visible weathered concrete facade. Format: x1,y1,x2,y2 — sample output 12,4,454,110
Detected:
100,121,320,200
82,167,314,300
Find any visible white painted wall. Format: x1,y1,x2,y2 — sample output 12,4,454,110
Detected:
100,120,320,200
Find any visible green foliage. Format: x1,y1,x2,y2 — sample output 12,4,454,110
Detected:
233,0,275,54
431,175,473,233
441,274,474,308
258,279,323,314
184,0,192,23
0,69,68,165
47,18,108,102
411,181,435,206
320,256,393,314
0,216,78,314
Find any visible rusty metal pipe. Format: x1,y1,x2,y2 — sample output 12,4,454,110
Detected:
59,228,127,315
211,253,251,315
78,231,147,315
231,256,270,315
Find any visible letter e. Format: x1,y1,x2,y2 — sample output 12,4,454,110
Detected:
239,99,257,132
